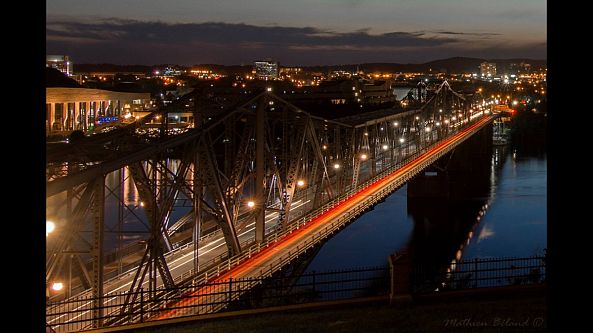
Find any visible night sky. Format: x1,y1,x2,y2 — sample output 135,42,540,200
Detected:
46,0,546,66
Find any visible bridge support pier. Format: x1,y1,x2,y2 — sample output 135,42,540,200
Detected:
407,124,492,200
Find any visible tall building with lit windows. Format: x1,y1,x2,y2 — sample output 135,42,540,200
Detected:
479,62,496,77
254,60,279,80
47,55,72,76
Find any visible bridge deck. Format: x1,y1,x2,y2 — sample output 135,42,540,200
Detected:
154,114,496,320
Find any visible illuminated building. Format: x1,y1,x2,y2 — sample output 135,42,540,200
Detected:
254,60,279,80
480,62,496,77
46,88,151,135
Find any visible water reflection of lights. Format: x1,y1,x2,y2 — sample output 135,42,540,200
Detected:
443,199,495,289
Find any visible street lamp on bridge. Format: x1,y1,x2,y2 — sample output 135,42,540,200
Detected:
46,220,55,237
51,282,64,292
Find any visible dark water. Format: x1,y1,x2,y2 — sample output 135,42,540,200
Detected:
304,143,547,273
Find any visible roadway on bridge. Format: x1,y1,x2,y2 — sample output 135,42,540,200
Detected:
156,114,495,319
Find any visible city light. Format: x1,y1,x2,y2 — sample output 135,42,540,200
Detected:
52,282,64,291
512,100,518,105
140,201,145,207
247,201,255,208
266,87,272,92
399,138,405,143
425,127,431,132
46,221,55,236
382,144,389,150
393,121,398,126
322,145,327,150
415,116,420,120
333,163,341,169
360,154,368,160
297,180,305,187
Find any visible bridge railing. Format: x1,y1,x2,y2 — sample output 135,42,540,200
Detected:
165,113,493,290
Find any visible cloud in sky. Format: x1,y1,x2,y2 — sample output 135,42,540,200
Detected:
46,17,546,65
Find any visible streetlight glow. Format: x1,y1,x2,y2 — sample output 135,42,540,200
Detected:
382,144,389,150
46,221,55,236
297,180,305,187
334,163,341,169
247,201,255,208
399,138,405,143
52,282,63,291
360,154,368,160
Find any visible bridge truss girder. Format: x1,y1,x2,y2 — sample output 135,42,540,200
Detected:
46,81,485,327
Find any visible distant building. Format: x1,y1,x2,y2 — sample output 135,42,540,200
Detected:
47,55,72,76
280,67,302,75
509,62,531,75
480,62,496,77
285,78,395,105
254,60,279,80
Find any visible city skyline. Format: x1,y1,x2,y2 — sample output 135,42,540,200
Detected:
46,0,546,65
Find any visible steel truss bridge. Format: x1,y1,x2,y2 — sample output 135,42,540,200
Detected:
46,81,498,332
